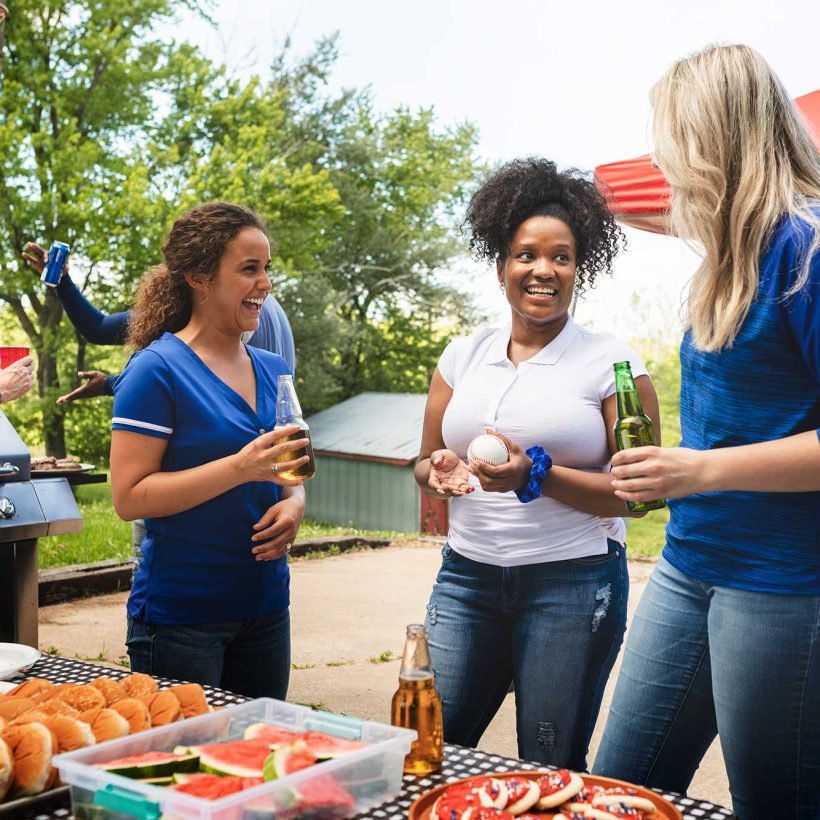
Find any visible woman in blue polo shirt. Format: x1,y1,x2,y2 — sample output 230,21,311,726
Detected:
594,46,820,818
110,202,309,698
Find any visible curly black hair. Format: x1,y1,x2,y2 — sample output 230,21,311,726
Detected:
464,158,624,293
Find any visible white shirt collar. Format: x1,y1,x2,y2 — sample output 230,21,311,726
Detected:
484,315,579,367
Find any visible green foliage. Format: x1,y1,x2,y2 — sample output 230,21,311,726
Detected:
641,347,682,447
624,506,669,558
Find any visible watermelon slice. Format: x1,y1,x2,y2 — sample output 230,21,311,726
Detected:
299,730,366,759
169,773,263,800
243,722,302,747
290,775,356,818
262,739,318,780
191,740,275,778
98,751,200,780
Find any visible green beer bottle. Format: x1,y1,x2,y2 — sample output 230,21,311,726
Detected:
612,361,666,513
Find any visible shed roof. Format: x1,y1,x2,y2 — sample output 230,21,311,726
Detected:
307,392,427,464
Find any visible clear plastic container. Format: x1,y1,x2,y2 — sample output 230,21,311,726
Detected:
54,698,416,819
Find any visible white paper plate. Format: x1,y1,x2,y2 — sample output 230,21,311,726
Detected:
0,643,41,680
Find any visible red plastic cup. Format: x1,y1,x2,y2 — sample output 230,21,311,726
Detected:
0,347,30,368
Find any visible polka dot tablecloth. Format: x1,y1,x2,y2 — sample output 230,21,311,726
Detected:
1,656,735,819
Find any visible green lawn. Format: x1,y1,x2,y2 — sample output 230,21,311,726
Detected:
38,484,667,570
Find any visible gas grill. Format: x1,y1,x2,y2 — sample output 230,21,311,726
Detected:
0,410,82,648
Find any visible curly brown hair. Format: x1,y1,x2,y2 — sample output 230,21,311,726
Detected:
464,158,624,294
127,203,269,351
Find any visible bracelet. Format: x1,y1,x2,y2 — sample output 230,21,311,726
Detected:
514,446,553,503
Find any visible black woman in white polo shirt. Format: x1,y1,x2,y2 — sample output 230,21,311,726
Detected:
415,158,660,770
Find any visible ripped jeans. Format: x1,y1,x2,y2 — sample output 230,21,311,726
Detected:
425,540,627,770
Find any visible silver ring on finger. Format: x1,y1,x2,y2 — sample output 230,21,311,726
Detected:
272,463,279,473
284,542,292,552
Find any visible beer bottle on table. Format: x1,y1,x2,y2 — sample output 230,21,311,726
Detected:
274,374,316,480
612,361,666,513
390,623,444,775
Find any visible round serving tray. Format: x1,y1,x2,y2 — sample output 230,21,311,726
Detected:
408,770,683,820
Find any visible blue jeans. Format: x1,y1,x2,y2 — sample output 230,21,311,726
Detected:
126,609,291,699
594,556,820,819
425,540,628,770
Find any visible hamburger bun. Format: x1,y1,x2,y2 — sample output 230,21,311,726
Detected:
0,697,35,722
1,722,55,796
6,678,54,700
38,715,96,752
54,683,106,713
15,699,79,720
0,716,6,733
89,677,127,706
140,690,181,726
80,707,130,743
31,682,75,704
121,673,158,699
167,683,209,718
0,737,12,801
111,698,151,733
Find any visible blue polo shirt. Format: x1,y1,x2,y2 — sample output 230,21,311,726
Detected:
665,212,820,594
112,333,291,624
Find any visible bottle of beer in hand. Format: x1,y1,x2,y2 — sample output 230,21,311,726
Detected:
390,624,444,775
274,374,316,481
612,361,665,513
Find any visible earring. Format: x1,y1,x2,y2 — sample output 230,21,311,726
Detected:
498,281,505,292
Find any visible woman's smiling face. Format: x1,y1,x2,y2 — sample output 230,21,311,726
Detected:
498,215,577,335
194,227,272,336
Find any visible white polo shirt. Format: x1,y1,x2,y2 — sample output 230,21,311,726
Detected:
439,316,647,566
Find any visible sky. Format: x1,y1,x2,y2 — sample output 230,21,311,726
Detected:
167,0,819,347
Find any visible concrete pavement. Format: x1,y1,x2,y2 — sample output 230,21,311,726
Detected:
37,542,731,810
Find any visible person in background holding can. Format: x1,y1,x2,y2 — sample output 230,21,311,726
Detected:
593,45,820,819
415,158,660,770
110,202,308,698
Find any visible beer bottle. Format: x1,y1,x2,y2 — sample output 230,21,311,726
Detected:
274,374,316,480
390,624,444,775
612,361,666,513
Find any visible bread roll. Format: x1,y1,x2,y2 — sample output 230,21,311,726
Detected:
6,678,54,700
140,691,181,726
38,715,96,753
31,682,74,704
55,684,106,713
166,683,209,718
0,737,13,801
121,673,158,699
1,722,55,796
111,698,151,733
0,697,35,722
80,708,130,743
90,677,127,706
15,699,79,720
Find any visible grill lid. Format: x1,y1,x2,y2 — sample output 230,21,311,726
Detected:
0,411,30,481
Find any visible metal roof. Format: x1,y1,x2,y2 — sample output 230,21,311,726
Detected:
306,392,427,463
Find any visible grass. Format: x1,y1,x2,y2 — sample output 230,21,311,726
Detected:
624,506,669,558
37,481,668,570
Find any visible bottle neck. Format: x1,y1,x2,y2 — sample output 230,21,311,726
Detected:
614,368,643,418
276,376,304,425
400,626,434,680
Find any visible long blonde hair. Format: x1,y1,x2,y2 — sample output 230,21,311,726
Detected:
651,44,820,351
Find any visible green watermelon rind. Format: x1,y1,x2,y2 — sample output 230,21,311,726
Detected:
262,740,318,781
101,752,200,780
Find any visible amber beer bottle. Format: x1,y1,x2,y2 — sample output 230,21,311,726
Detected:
273,374,316,480
612,361,665,513
390,624,444,775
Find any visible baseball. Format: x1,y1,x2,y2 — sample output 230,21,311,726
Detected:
467,433,510,466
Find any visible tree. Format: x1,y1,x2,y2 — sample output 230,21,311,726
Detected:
0,0,216,454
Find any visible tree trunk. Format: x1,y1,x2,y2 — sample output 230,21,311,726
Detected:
39,289,67,458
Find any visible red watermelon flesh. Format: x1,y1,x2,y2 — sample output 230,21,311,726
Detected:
263,739,318,780
170,773,263,800
299,731,366,758
291,775,356,816
243,722,302,747
196,740,274,777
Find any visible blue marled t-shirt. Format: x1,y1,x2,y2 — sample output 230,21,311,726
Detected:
664,211,820,594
